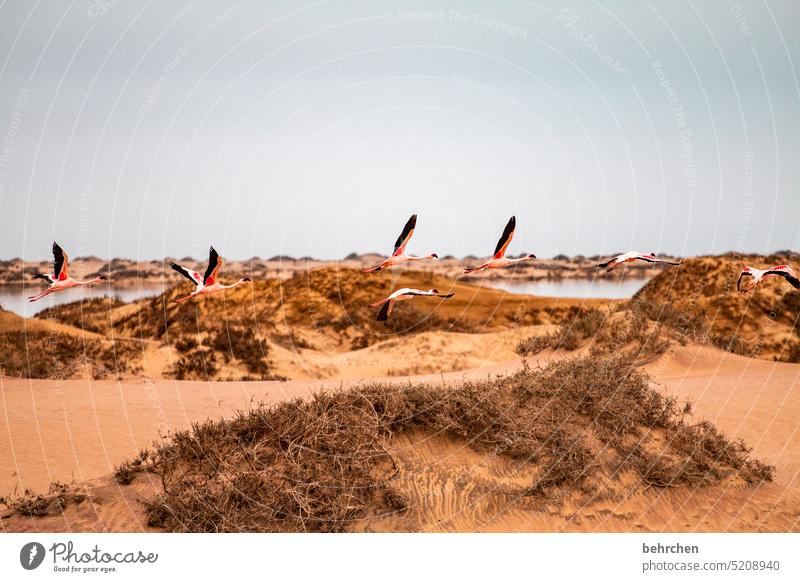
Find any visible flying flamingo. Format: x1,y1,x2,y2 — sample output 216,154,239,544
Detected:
362,214,438,273
28,242,107,302
463,216,536,274
169,246,251,303
369,288,454,322
596,251,681,272
737,265,800,293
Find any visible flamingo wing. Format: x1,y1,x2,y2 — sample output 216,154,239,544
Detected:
170,261,202,286
637,254,682,266
767,266,800,289
596,257,616,269
493,216,516,258
203,246,222,285
52,241,69,281
392,214,417,257
736,269,754,292
377,300,393,321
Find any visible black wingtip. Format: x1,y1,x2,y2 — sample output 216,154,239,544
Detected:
377,302,390,321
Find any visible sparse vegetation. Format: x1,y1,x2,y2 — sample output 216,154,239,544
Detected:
0,489,50,516
35,296,126,334
114,355,772,532
0,330,142,379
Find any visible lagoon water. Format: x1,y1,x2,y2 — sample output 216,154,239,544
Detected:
0,278,647,319
0,285,165,317
483,278,648,299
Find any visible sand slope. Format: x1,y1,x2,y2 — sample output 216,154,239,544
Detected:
2,342,799,533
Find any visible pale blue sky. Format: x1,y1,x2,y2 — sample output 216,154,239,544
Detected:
0,0,798,260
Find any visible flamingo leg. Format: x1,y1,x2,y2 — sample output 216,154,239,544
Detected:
174,292,197,303
28,288,54,302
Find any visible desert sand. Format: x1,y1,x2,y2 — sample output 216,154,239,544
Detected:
1,258,799,532
2,341,798,533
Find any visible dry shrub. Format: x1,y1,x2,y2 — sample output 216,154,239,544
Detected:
167,348,218,381
0,330,142,379
516,308,605,356
35,296,126,334
0,489,50,516
125,355,771,532
114,450,149,485
203,326,281,379
1,481,88,518
709,333,756,357
166,325,283,381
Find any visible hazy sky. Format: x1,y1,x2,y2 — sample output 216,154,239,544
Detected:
0,0,798,261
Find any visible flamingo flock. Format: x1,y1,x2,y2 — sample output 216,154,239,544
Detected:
28,216,799,325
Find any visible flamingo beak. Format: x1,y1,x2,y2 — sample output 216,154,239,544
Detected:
243,277,252,282
98,275,108,280
431,253,439,259
528,254,536,259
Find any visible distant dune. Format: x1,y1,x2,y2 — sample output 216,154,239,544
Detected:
0,252,686,286
1,254,798,533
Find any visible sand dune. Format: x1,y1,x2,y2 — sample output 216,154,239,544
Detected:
2,342,798,532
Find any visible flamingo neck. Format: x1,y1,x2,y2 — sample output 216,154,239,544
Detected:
220,279,248,289
76,277,104,286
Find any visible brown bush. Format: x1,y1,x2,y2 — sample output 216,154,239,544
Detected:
119,355,771,532
34,296,126,334
167,348,219,381
0,330,142,379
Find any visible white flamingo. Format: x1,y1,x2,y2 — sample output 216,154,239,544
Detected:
170,246,251,303
737,264,800,293
362,214,438,273
597,251,681,272
28,242,107,302
463,216,535,274
369,288,454,322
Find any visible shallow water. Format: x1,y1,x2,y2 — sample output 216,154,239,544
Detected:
0,285,164,317
483,278,648,299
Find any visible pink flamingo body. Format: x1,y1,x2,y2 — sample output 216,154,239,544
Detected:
362,214,438,273
737,265,800,293
597,251,681,272
463,216,536,274
170,246,250,303
28,242,107,302
369,287,454,321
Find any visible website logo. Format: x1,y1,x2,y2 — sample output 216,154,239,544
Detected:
20,542,46,570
